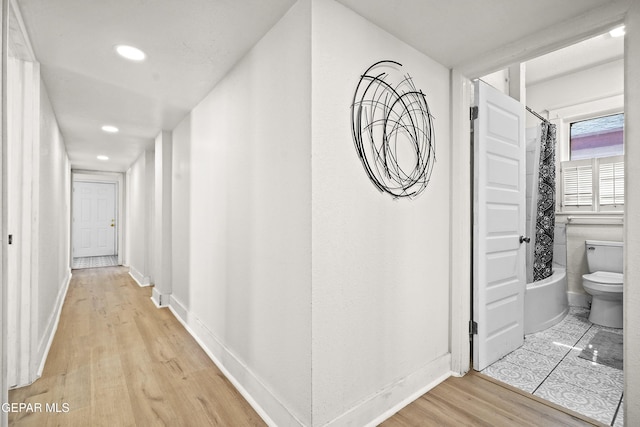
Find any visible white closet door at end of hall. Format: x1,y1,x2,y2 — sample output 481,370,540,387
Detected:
73,181,116,257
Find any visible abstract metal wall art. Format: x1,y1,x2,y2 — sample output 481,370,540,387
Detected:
350,60,435,199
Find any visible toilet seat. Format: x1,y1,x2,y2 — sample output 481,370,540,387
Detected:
582,271,623,293
583,271,623,284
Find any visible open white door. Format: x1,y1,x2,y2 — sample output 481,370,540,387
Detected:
472,80,526,371
72,181,117,257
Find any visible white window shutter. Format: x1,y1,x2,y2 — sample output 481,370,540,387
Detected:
599,157,624,206
562,161,593,207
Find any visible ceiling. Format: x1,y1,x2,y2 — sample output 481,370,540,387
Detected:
335,0,627,71
525,31,624,86
14,0,297,172
12,0,631,172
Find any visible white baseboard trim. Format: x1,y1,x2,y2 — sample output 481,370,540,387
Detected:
169,294,188,319
168,295,301,427
150,287,170,308
166,295,451,427
36,268,72,378
129,267,151,287
327,353,451,427
568,291,591,308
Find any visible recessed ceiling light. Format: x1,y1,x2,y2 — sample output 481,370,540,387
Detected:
101,125,119,133
97,155,109,161
609,25,625,38
115,44,146,61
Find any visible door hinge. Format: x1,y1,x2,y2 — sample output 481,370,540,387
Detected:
8,234,13,245
470,106,478,121
469,320,478,335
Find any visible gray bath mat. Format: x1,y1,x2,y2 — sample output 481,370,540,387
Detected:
579,330,623,370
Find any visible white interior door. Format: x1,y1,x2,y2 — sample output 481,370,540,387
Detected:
73,181,116,257
472,80,526,371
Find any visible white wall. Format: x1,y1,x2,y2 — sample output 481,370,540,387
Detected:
1,0,70,402
127,149,155,286
152,131,172,307
624,3,640,423
5,55,71,388
310,1,451,425
170,1,453,424
171,119,190,310
171,1,312,425
525,127,540,282
482,69,509,94
36,84,71,371
526,59,623,122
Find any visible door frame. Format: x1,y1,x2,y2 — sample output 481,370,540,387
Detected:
71,171,125,266
449,70,473,376
1,0,8,422
450,16,629,377
5,54,40,389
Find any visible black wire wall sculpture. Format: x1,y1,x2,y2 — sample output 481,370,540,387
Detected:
350,60,435,199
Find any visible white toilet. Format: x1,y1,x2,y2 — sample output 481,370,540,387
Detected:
582,240,623,328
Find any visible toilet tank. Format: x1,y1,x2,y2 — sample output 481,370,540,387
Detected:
585,240,623,273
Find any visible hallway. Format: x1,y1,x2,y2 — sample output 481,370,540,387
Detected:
4,0,640,424
8,267,264,426
8,267,609,426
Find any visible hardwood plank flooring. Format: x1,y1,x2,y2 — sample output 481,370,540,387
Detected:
382,371,608,427
9,266,608,426
9,267,265,427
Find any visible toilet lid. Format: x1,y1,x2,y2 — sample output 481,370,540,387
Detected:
583,271,624,285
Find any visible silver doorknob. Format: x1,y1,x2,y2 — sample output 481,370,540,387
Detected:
520,236,530,244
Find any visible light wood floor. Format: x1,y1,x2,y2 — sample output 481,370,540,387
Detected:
383,371,607,427
9,267,606,426
9,267,265,426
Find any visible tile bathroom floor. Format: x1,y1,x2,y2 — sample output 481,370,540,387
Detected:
482,307,624,426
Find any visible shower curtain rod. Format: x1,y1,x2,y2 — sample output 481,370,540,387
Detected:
526,106,550,124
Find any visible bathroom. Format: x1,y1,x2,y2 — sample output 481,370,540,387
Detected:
480,28,625,426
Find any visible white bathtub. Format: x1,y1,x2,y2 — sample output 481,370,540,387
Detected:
524,267,568,335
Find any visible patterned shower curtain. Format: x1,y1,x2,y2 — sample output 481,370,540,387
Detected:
533,122,557,281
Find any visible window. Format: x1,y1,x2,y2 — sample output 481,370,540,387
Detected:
561,113,624,212
570,113,624,160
